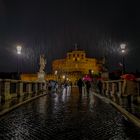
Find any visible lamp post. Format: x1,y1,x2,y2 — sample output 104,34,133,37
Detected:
120,43,126,74
16,45,22,79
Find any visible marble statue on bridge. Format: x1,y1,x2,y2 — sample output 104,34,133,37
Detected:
39,55,46,73
38,54,46,82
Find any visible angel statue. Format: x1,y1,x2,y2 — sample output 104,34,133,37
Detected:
39,54,46,72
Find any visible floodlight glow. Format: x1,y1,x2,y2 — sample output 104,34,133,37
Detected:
62,75,65,79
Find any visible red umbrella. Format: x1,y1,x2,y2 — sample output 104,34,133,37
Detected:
121,74,136,81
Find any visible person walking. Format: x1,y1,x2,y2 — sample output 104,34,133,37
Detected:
85,81,91,95
97,80,103,94
77,78,84,94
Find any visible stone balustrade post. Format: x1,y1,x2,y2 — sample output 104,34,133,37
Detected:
137,81,140,96
137,81,140,103
17,81,23,97
0,79,2,103
35,83,38,94
118,81,122,97
27,83,32,94
111,83,115,96
3,79,11,101
102,82,105,94
106,82,109,96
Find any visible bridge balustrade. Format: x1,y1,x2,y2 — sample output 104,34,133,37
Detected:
102,79,140,103
0,79,47,102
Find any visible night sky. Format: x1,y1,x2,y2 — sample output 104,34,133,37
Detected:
0,0,140,73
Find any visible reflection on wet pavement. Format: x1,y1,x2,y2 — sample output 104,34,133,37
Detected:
0,86,140,140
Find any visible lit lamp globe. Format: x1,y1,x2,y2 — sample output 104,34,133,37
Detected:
120,43,126,53
16,45,22,54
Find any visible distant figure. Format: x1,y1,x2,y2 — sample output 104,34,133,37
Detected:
54,82,58,92
97,80,103,94
85,81,91,94
77,78,84,94
48,81,52,91
64,82,68,88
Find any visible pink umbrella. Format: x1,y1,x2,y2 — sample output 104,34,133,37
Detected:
83,75,92,81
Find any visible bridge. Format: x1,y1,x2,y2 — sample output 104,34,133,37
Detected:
0,79,140,139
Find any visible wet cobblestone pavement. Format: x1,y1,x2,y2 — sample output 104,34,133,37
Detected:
0,87,140,140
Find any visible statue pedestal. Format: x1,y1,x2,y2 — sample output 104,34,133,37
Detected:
37,71,46,82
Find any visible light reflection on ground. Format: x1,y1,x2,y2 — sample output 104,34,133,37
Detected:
0,86,140,140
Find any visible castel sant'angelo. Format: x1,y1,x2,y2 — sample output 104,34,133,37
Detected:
21,47,106,84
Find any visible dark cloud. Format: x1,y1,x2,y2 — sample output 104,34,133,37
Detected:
0,0,140,73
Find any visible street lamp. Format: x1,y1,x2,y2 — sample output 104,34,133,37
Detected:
16,45,22,79
120,43,126,74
